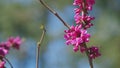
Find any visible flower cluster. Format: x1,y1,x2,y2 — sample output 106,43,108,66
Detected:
0,36,22,68
64,25,90,52
64,0,100,59
88,46,101,59
73,0,95,29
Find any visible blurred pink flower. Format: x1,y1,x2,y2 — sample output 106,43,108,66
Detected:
0,42,10,57
7,36,22,49
88,46,101,59
73,0,95,10
0,61,5,68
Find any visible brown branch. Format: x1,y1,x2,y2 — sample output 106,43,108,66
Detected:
36,25,46,68
39,0,70,29
4,57,13,68
84,43,93,68
82,0,94,68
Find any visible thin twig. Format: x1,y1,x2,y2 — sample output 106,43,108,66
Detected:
82,0,94,68
4,57,13,68
39,0,70,29
84,43,93,68
36,25,46,68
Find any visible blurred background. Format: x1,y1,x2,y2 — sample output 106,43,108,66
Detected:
0,0,120,68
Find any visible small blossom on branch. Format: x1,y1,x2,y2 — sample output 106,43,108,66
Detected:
64,25,90,52
73,0,95,11
0,61,5,68
0,36,22,68
7,36,22,49
88,46,101,59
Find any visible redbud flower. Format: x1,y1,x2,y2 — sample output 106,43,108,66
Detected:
73,45,79,52
7,36,22,49
73,0,82,6
73,0,95,11
0,36,22,68
88,46,101,59
0,48,8,57
80,45,86,53
64,0,101,60
64,25,90,52
0,61,5,68
74,13,94,29
74,8,82,14
0,42,10,57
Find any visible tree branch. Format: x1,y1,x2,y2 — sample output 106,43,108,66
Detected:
4,57,13,68
39,0,70,29
36,25,46,68
84,43,93,68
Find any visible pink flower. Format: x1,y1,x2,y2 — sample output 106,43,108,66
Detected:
74,14,94,29
87,0,95,5
0,36,22,68
0,42,11,50
88,46,101,59
64,25,90,52
64,0,101,59
0,48,8,57
7,36,22,49
80,29,91,42
86,0,95,10
0,42,10,56
82,15,94,29
80,45,86,53
74,14,82,24
74,8,82,14
73,45,79,52
73,0,95,29
73,0,82,6
0,61,5,68
73,0,95,10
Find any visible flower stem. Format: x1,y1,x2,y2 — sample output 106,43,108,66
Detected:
39,0,70,29
36,26,46,68
4,57,13,68
84,43,93,68
82,0,94,68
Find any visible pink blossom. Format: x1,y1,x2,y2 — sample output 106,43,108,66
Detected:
80,29,91,42
0,42,10,56
73,0,95,29
64,0,101,59
80,45,86,53
0,48,8,57
0,61,5,68
86,0,95,10
87,0,95,5
73,0,82,6
0,36,22,56
0,42,11,50
74,8,82,14
88,46,101,59
82,15,94,29
7,36,22,49
0,36,22,68
74,14,82,24
73,0,95,10
73,45,79,52
64,25,90,52
74,14,94,29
